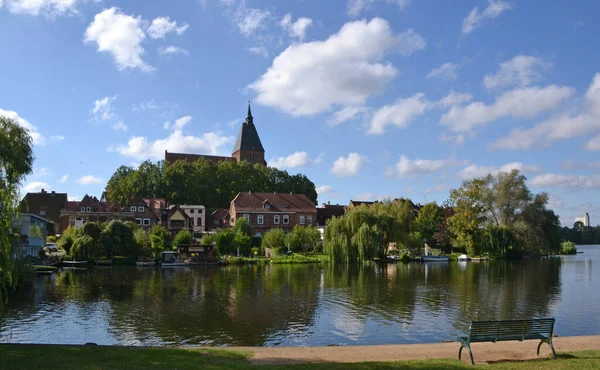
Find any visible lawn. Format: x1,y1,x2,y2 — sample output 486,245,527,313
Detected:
1,345,600,370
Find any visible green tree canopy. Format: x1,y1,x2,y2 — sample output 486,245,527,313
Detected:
173,229,194,247
261,228,286,255
411,202,444,242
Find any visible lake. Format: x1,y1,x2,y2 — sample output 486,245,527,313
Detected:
1,245,598,346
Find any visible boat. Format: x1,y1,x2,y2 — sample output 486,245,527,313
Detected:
62,260,89,266
35,270,54,275
136,261,156,267
160,251,189,267
421,255,449,262
96,259,112,266
458,254,469,261
470,257,489,262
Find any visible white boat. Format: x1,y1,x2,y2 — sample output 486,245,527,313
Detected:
458,254,469,261
62,260,88,266
421,255,449,262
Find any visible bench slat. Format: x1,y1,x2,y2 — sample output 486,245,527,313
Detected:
466,318,554,342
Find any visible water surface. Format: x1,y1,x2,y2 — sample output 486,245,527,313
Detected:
1,246,598,346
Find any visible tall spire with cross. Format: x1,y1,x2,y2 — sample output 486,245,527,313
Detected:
247,100,253,120
232,101,265,165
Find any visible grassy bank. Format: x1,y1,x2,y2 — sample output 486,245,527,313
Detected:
222,253,329,265
2,345,600,370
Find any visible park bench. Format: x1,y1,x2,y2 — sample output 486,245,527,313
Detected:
457,318,556,365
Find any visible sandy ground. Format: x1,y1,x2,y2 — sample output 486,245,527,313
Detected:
232,335,600,365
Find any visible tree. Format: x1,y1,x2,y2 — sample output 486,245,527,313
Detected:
412,202,444,242
100,220,136,258
57,226,77,255
134,228,153,261
232,217,251,236
214,229,234,256
149,225,171,258
233,231,251,256
261,228,286,255
69,235,98,261
447,178,486,255
286,225,321,255
0,115,33,305
173,229,193,247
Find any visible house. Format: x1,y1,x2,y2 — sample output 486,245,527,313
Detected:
348,200,377,208
16,213,49,257
20,189,67,234
164,103,267,166
59,195,135,233
207,208,230,231
124,197,160,228
316,203,346,241
167,205,192,236
177,205,206,233
229,192,317,236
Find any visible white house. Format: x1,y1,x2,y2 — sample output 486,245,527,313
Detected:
171,205,206,233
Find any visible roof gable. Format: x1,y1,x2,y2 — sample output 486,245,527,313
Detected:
232,192,316,213
20,191,68,222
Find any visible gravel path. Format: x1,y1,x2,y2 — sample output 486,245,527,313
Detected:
232,335,600,365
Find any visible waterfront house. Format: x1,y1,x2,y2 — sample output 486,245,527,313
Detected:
20,189,67,234
177,205,206,233
15,213,49,257
229,191,317,236
207,208,230,231
167,205,192,236
316,202,346,241
143,197,168,225
59,195,135,233
124,197,160,228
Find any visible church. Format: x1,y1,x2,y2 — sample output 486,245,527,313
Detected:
165,103,266,166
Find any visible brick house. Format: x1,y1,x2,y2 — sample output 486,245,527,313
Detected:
164,103,266,166
20,189,67,234
229,192,317,236
207,208,230,231
59,195,134,233
124,197,160,228
316,202,346,241
167,205,192,236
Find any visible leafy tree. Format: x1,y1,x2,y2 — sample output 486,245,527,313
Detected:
412,202,443,242
232,217,251,236
57,226,77,255
233,231,251,256
447,178,486,255
214,229,234,256
286,225,321,255
149,225,171,258
134,228,153,261
69,235,98,261
173,229,193,247
200,233,214,245
105,165,136,205
0,115,33,305
100,220,135,258
261,228,286,255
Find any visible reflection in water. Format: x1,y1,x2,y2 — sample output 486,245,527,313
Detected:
1,246,599,346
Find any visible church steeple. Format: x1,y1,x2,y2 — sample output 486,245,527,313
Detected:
232,102,266,165
247,101,253,121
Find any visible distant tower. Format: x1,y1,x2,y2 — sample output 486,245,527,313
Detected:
585,212,590,227
232,102,266,166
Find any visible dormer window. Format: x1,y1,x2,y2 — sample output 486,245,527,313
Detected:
81,207,85,212
137,206,144,212
86,207,91,212
130,206,136,212
264,203,270,209
39,206,47,216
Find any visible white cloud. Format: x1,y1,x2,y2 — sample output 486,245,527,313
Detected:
249,18,425,117
314,153,324,165
58,175,68,183
491,73,600,150
147,16,188,39
23,182,50,193
248,46,268,57
3,0,81,16
369,93,430,134
233,1,271,37
458,162,543,180
441,85,574,134
280,13,313,40
112,121,128,131
84,7,153,72
427,62,459,80
438,91,473,108
530,174,600,189
158,45,189,56
78,175,103,185
115,116,232,160
484,55,551,90
330,153,368,177
50,135,65,141
347,0,411,17
462,0,513,36
423,184,448,194
0,108,45,146
316,185,333,195
584,134,600,151
328,106,371,126
269,152,315,169
34,168,52,178
386,155,454,178
92,95,116,120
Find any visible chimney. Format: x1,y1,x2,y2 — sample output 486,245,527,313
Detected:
41,189,46,194
51,191,56,196
328,201,330,205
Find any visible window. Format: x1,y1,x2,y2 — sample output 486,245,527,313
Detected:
39,206,47,216
189,209,194,214
136,218,142,226
283,215,289,224
143,218,151,226
300,215,305,225
257,215,264,225
137,206,144,212
307,216,313,225
214,219,220,225
86,207,91,212
243,214,250,223
264,203,270,209
130,206,136,212
81,207,85,212
171,220,185,228
274,215,280,224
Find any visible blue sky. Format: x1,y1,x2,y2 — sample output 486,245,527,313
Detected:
2,0,600,226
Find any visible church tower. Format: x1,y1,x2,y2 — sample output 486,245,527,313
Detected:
232,102,266,166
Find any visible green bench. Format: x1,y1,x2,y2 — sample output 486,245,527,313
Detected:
458,318,556,365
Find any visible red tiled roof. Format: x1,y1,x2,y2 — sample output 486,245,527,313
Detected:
232,192,316,213
65,201,79,211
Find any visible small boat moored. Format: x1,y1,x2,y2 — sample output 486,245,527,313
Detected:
160,251,189,267
421,255,449,262
458,254,469,261
62,260,89,266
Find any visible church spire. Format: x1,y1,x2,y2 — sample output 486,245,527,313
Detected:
247,101,253,120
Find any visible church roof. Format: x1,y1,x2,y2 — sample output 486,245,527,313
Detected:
232,103,264,153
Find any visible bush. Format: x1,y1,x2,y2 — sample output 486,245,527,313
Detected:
69,235,98,261
173,230,194,247
560,241,578,255
399,254,412,263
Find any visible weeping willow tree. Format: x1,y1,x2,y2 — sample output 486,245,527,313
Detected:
324,201,413,263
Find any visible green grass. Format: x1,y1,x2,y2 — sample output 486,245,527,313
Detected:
33,265,57,271
1,345,599,370
270,253,329,264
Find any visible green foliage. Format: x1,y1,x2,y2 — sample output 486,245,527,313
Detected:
560,241,578,255
149,225,171,258
402,231,424,256
200,233,214,245
29,225,43,239
233,231,251,256
100,221,136,258
286,225,321,254
324,201,414,263
261,228,286,255
214,229,235,256
133,228,153,261
173,230,194,247
46,235,57,243
447,178,486,256
411,202,444,242
481,224,514,257
57,226,77,254
69,235,97,261
105,157,318,208
232,217,251,236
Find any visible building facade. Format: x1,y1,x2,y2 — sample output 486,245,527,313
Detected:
16,213,49,257
59,195,134,233
124,197,160,228
164,103,266,166
167,205,192,236
20,189,68,234
178,205,206,233
229,192,317,236
576,213,591,227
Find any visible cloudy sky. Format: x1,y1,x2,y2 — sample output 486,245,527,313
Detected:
2,0,599,226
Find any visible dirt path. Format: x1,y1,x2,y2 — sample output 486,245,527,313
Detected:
232,335,600,365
